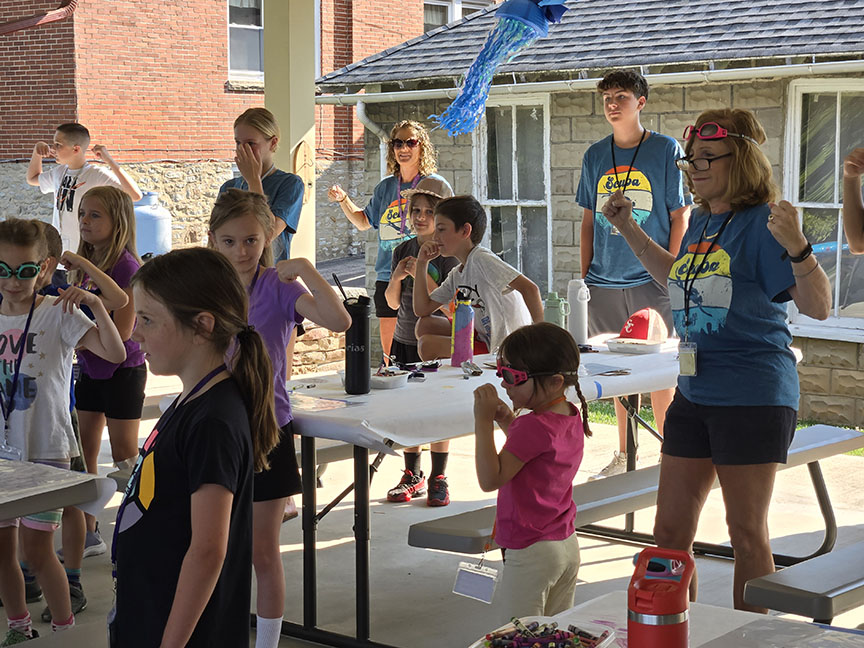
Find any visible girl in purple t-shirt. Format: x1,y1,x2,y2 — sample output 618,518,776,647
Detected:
209,188,350,648
72,186,147,558
473,322,592,622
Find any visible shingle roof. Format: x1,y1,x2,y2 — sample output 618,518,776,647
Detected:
317,0,864,90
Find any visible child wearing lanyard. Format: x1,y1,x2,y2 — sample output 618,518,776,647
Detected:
0,218,125,643
111,248,282,647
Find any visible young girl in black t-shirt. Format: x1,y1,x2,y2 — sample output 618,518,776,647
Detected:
110,248,279,648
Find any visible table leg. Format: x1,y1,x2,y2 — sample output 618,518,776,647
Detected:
302,435,318,628
624,394,639,532
354,444,371,641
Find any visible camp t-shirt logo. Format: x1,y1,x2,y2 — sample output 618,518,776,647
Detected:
378,199,413,250
594,166,654,230
55,171,85,216
670,241,732,335
0,328,40,412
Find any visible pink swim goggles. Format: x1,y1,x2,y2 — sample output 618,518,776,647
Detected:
683,121,758,145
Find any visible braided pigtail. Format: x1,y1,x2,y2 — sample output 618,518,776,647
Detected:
573,380,592,438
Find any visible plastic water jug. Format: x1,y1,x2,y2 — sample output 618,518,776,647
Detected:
628,548,695,648
567,278,591,345
543,291,570,329
133,192,172,257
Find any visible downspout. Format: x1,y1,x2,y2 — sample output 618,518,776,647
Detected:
356,100,389,181
0,0,78,36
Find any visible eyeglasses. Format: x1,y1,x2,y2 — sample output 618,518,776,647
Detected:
495,360,560,386
676,153,733,172
683,122,759,145
391,138,419,150
0,260,42,280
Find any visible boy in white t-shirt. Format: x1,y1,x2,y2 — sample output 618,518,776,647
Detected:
413,195,543,359
26,123,143,251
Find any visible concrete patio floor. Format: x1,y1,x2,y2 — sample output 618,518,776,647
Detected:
5,370,864,646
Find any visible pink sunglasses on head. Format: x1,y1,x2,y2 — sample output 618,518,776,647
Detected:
683,122,759,145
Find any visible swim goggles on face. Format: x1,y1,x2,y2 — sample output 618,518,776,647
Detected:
0,261,42,280
496,360,562,386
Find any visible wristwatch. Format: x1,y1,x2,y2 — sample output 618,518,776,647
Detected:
783,242,813,263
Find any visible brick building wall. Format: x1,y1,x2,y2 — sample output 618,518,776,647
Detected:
0,1,77,160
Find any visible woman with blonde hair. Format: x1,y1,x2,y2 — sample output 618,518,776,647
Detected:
328,120,451,362
601,108,831,611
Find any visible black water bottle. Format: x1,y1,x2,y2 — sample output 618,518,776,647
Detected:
343,295,371,394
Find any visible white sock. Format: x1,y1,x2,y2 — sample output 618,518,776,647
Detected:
255,615,283,648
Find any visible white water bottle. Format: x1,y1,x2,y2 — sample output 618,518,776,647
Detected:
567,278,591,345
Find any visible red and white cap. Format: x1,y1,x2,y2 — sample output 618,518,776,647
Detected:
618,308,668,344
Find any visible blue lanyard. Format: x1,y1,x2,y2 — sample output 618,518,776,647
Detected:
0,293,37,446
111,363,227,578
398,174,421,235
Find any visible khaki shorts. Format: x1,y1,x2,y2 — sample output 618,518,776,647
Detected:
586,279,673,337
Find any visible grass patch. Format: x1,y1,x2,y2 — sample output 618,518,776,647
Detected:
587,406,862,457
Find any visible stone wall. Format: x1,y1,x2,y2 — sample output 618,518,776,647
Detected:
315,157,367,260
292,321,345,376
795,337,864,427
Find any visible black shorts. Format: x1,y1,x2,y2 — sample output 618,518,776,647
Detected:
391,339,421,366
661,389,796,465
374,280,399,318
254,421,303,501
75,364,147,420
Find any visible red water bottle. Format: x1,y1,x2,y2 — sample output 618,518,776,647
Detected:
627,548,695,648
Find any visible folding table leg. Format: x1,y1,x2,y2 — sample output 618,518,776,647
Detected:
302,435,318,628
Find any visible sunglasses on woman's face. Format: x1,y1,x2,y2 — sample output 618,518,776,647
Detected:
391,138,419,150
0,260,42,280
683,122,758,145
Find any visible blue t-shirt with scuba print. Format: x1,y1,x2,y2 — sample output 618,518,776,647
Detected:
667,204,798,409
364,173,451,282
577,132,689,289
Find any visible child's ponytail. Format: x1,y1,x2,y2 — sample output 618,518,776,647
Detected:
130,247,279,471
232,325,280,472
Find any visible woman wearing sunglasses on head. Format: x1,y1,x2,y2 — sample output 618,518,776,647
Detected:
601,108,831,612
328,120,451,363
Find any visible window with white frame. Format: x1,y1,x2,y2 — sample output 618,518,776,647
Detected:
229,0,263,80
424,0,493,32
787,80,864,332
476,100,551,293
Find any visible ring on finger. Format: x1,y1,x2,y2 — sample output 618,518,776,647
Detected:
768,214,775,221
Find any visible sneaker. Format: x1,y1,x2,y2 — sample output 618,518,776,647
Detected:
386,470,426,502
57,523,107,562
588,451,628,481
0,581,41,608
41,581,87,623
427,474,450,507
1,628,38,646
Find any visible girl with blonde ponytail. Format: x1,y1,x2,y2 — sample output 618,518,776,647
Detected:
111,247,279,647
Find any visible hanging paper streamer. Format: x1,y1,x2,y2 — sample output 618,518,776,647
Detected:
430,0,569,137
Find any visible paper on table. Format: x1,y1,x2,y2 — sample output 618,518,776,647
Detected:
700,618,864,647
76,477,117,516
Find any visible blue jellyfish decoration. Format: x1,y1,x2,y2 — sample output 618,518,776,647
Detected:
430,0,569,137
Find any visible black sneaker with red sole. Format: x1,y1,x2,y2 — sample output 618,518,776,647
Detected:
427,474,450,507
386,470,426,502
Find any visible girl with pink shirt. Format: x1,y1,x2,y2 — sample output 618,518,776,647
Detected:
473,322,591,622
